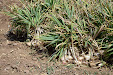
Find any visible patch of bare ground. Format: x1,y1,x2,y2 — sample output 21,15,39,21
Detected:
0,0,113,75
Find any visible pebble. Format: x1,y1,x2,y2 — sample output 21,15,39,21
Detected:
24,70,30,74
17,47,20,50
0,29,3,31
2,53,6,55
10,50,14,53
11,65,18,69
4,66,10,71
13,43,18,46
0,53,6,58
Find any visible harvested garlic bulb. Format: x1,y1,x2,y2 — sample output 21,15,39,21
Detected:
78,56,84,61
84,55,90,60
66,55,73,60
26,42,32,46
61,56,67,64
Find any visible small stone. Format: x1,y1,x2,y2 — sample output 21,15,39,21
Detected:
0,29,3,31
11,65,18,69
10,50,14,53
2,53,6,55
24,70,29,74
13,43,18,46
0,53,6,58
17,47,20,50
4,66,10,71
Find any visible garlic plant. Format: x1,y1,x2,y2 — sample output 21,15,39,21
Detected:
5,0,113,66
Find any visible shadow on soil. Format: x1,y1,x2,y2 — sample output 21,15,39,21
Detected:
6,29,56,58
6,30,27,42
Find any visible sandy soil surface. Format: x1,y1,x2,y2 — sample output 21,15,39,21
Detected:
0,0,113,75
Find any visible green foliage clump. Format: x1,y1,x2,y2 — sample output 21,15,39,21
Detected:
5,0,113,64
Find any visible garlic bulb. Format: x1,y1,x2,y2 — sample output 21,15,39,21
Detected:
76,61,82,65
66,55,73,60
26,42,32,46
31,41,37,46
98,63,103,67
61,56,67,64
84,55,90,60
78,56,84,61
61,56,65,61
